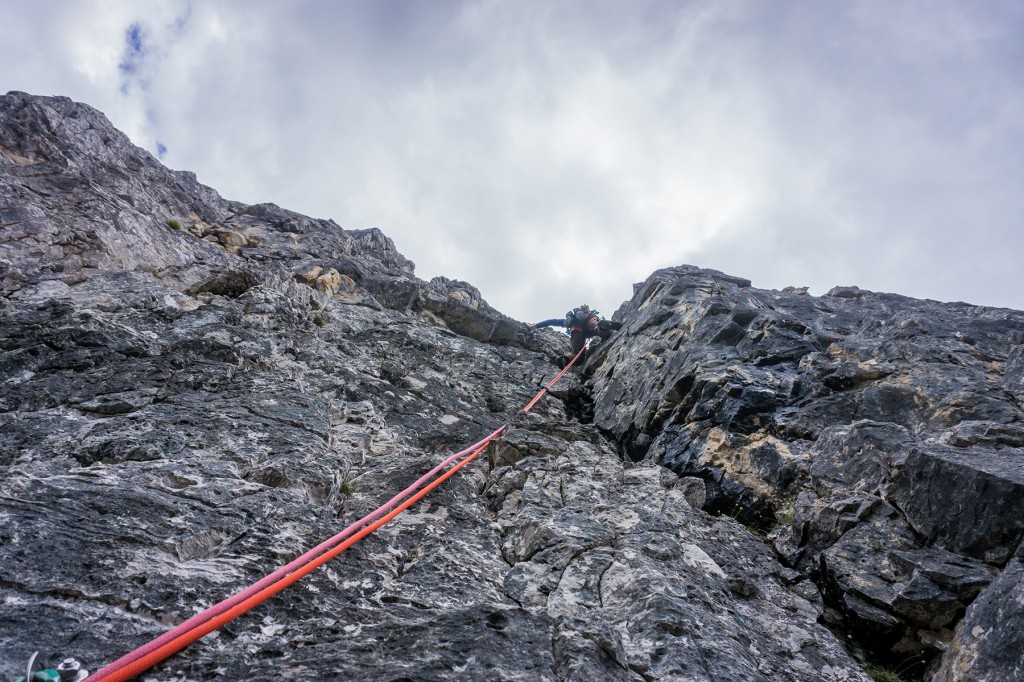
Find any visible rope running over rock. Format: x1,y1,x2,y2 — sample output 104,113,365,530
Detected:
87,346,586,681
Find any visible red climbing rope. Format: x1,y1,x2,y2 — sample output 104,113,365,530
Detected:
87,426,507,680
87,345,586,681
524,346,586,412
93,438,493,682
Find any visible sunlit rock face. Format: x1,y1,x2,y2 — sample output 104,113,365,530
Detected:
0,92,1018,682
588,265,1024,678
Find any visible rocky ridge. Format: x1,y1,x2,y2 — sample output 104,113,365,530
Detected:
588,266,1024,680
1,93,1020,681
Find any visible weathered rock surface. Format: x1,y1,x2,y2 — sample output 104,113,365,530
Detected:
1,93,872,680
931,558,1024,682
485,417,864,681
588,265,1024,677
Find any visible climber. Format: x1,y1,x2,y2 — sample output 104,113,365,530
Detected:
527,304,622,367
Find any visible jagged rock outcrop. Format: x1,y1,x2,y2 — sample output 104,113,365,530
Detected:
1,94,872,680
0,91,534,352
588,265,1024,678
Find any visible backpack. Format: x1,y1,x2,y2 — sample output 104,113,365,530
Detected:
565,308,598,330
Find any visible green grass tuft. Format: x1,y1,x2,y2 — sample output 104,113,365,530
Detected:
165,219,182,230
774,497,795,526
865,655,926,682
865,666,903,682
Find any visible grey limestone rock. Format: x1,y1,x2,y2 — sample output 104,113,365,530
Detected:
588,264,1024,677
486,416,866,681
1,93,871,680
930,559,1024,682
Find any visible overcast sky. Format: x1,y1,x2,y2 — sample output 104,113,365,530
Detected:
4,0,1024,321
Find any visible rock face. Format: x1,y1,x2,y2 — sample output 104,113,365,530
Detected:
0,92,1019,681
931,558,1024,682
588,266,1024,678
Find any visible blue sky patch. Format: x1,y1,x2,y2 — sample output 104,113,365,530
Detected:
126,23,143,53
119,23,144,76
156,142,167,159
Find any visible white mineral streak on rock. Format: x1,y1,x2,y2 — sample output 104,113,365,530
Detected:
403,376,427,391
125,550,250,585
385,505,449,527
680,543,728,580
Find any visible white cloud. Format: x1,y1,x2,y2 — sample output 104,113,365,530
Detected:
3,0,1023,319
